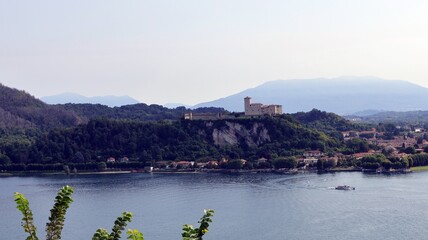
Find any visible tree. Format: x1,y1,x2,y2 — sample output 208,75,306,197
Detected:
98,162,107,171
317,159,325,170
243,161,254,170
361,155,386,169
346,139,370,153
273,157,297,169
228,151,240,160
381,160,392,170
382,146,396,157
0,152,11,165
404,146,416,154
73,152,85,163
227,160,243,170
324,159,337,168
257,161,272,169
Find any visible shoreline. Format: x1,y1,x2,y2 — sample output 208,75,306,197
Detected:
0,167,414,177
410,166,428,172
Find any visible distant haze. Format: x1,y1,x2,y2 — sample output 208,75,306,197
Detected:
163,103,192,109
193,76,428,115
2,1,428,105
41,93,139,107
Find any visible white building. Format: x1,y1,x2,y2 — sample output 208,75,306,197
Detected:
303,150,323,158
244,97,282,116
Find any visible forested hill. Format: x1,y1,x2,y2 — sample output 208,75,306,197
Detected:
12,116,340,164
0,84,83,129
0,83,364,165
0,83,225,130
291,109,369,139
58,103,225,122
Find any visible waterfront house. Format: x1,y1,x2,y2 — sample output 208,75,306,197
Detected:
155,161,171,169
119,157,129,163
256,157,268,165
303,157,318,164
144,166,153,172
303,150,323,158
352,151,376,160
206,160,219,169
176,161,192,169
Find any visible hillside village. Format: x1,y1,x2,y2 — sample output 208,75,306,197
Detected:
129,125,427,173
104,99,428,173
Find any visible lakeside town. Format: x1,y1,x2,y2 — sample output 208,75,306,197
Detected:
92,98,427,174
1,88,428,176
2,97,424,176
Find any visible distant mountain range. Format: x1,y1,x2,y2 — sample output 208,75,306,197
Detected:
163,103,192,109
41,92,139,107
347,110,428,125
0,83,224,130
193,76,428,115
4,76,428,130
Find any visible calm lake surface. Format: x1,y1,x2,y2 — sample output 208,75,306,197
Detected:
2,171,428,240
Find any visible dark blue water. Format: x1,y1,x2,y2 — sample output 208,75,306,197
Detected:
1,171,428,240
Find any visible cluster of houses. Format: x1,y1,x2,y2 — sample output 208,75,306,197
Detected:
103,125,428,171
106,157,130,163
342,126,428,155
103,151,332,171
342,128,378,140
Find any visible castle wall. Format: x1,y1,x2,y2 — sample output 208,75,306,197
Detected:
244,97,282,116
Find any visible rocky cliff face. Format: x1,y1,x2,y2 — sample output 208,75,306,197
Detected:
212,121,270,147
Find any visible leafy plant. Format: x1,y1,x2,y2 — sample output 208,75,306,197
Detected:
15,185,74,240
46,185,74,240
126,229,145,240
14,192,38,240
92,212,144,240
182,209,215,240
14,186,213,240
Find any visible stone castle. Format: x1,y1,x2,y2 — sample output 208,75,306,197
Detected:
244,97,282,116
184,96,282,120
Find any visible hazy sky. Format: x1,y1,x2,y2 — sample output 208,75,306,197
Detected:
2,0,428,105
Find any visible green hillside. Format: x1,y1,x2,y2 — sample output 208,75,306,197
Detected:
3,116,340,164
0,83,368,166
0,84,82,129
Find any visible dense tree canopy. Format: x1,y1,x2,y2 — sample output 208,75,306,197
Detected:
291,109,369,139
0,117,343,165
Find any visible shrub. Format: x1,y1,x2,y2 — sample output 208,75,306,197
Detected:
13,186,214,240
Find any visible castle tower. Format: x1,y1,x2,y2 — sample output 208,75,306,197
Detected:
244,96,251,115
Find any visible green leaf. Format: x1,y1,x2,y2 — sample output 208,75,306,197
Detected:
92,228,110,240
182,209,214,240
14,192,39,240
45,185,74,240
127,229,144,240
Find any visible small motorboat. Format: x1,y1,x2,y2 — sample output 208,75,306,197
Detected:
335,185,355,190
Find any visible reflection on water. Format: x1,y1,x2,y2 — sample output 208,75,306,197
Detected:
1,172,428,239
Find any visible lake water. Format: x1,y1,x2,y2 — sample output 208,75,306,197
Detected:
1,171,428,240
